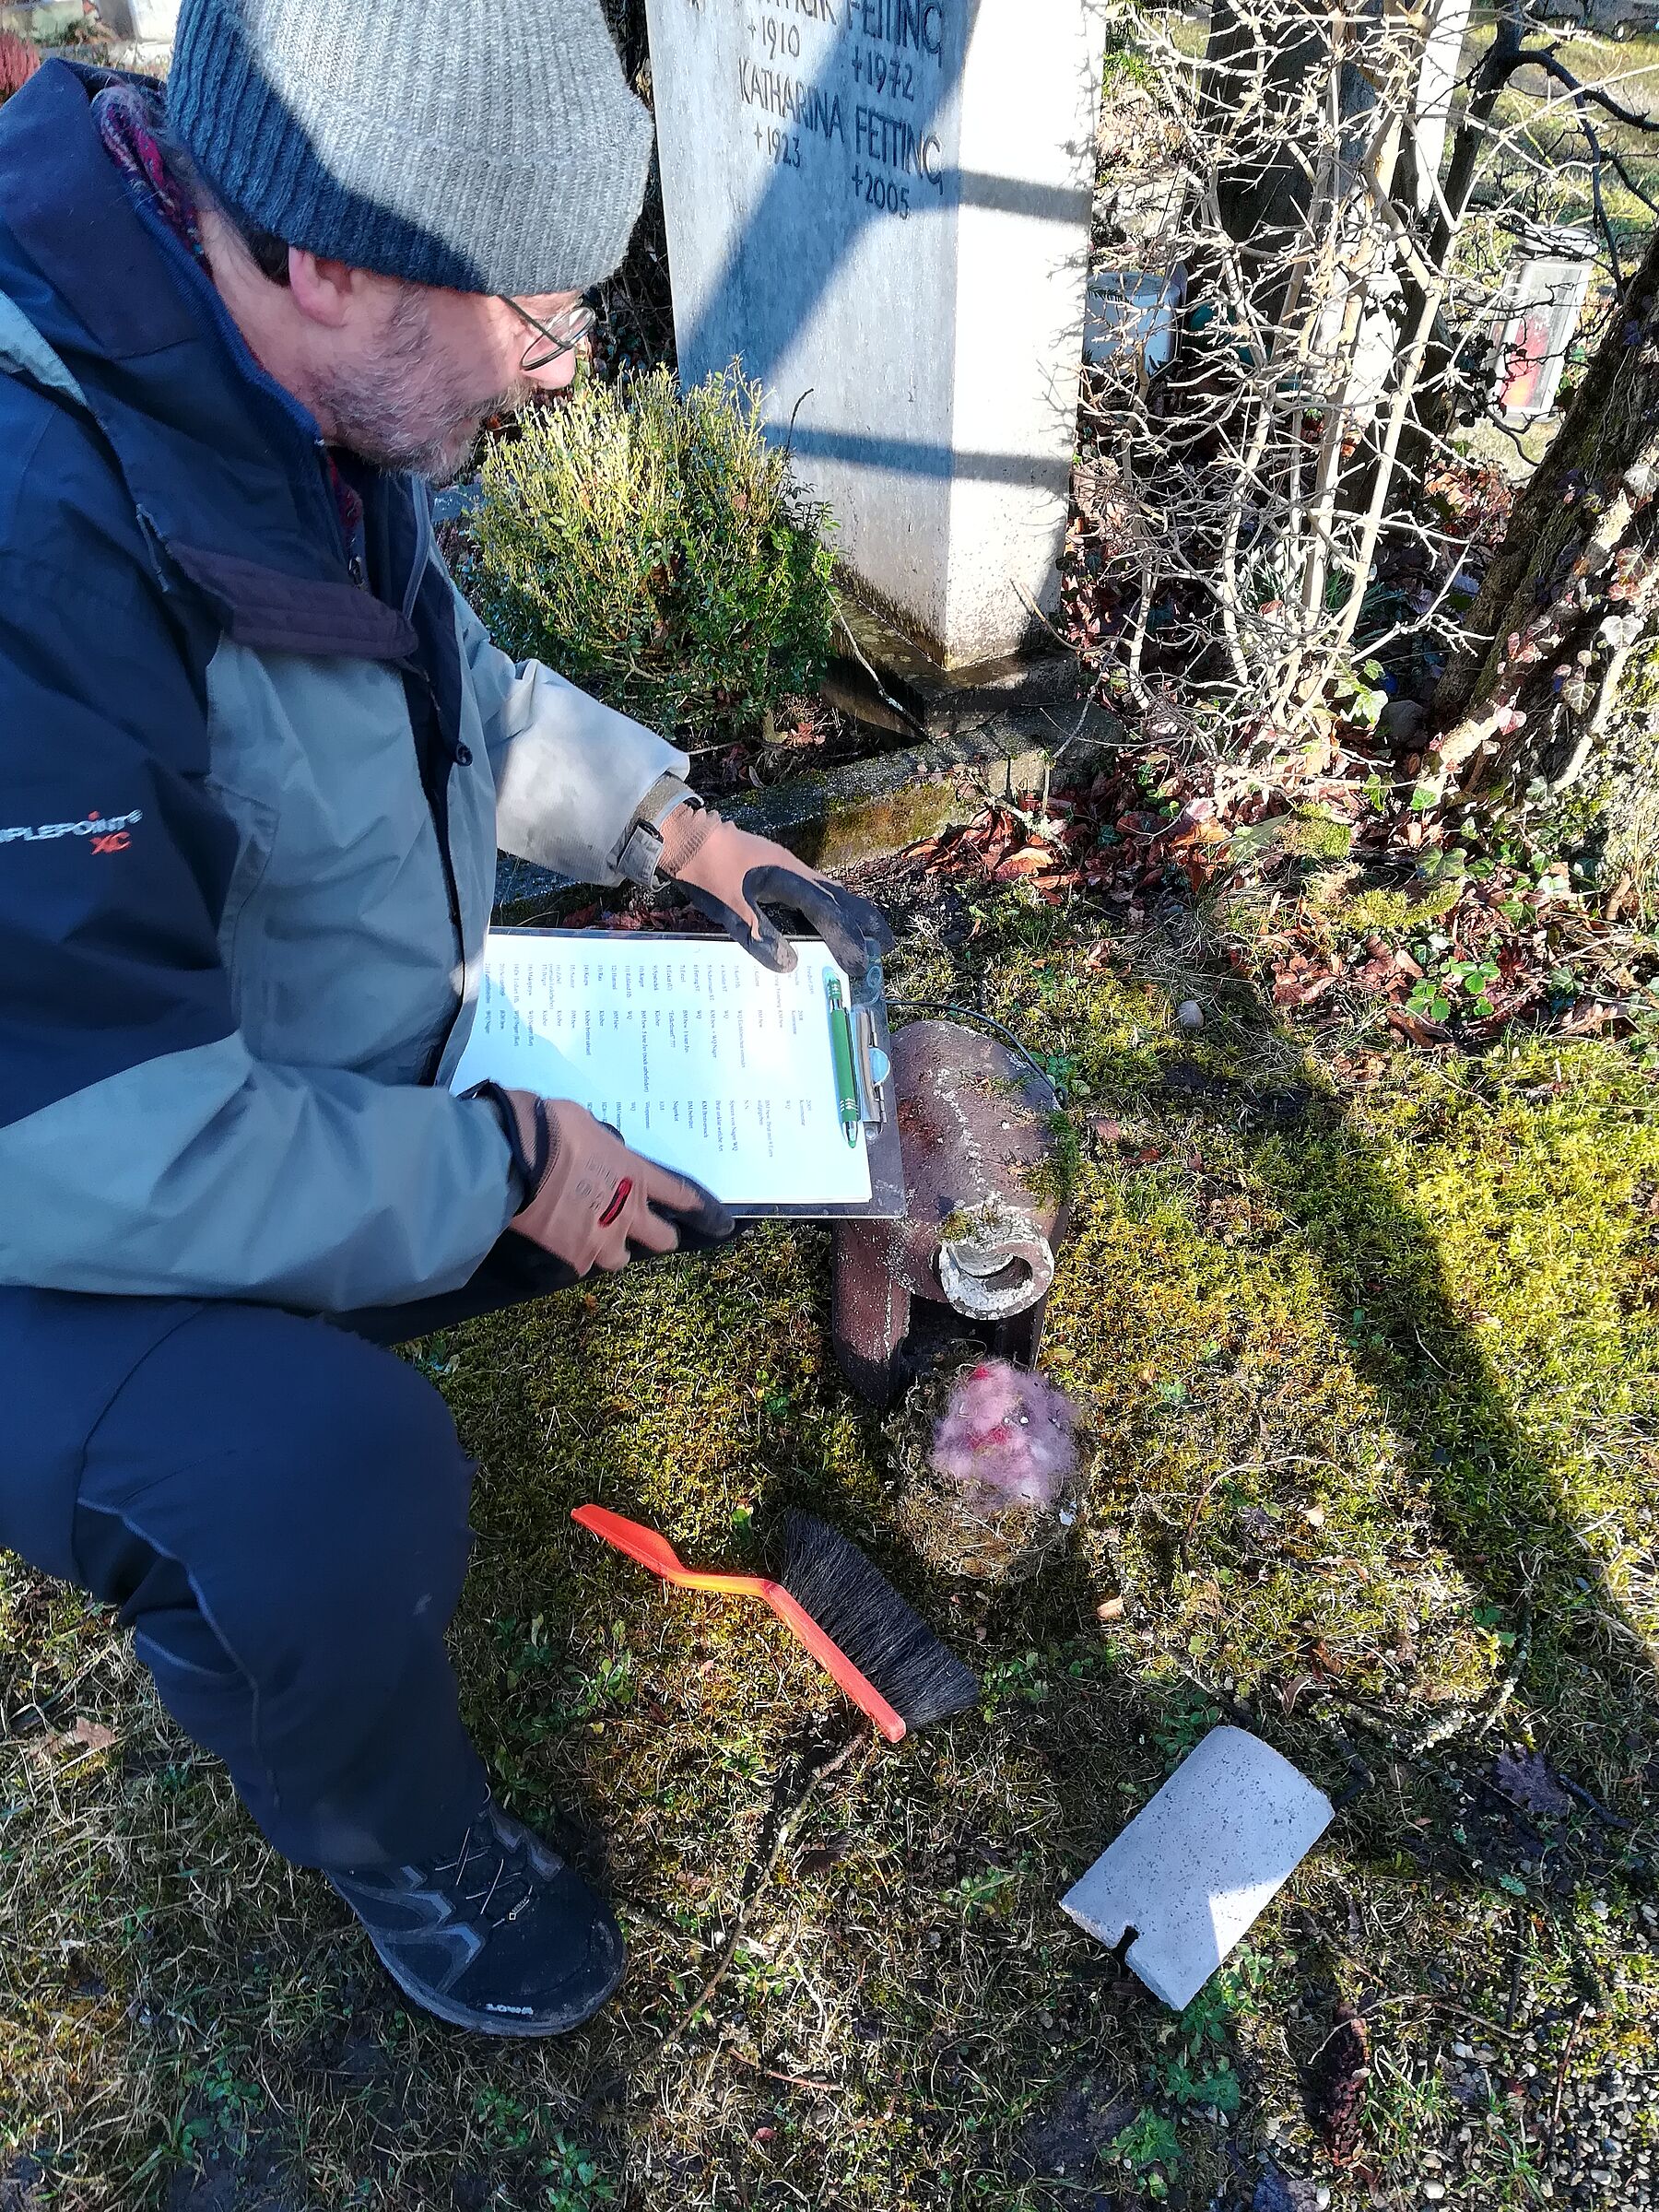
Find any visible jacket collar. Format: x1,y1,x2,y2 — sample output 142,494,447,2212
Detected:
0,61,416,661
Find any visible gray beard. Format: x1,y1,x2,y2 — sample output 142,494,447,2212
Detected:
312,293,524,482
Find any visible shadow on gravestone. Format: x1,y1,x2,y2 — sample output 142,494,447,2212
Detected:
677,0,984,400
645,0,1109,670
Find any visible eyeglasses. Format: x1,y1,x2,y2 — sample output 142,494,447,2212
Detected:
500,292,598,374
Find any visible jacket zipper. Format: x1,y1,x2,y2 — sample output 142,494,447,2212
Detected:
401,488,473,1088
402,485,432,623
406,665,471,1089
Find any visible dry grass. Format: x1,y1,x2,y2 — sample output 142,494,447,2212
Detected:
3,876,1658,2209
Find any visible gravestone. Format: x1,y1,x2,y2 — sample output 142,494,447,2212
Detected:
1411,0,1476,206
95,0,178,47
641,0,1108,675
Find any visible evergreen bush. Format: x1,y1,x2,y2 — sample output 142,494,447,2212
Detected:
470,367,837,739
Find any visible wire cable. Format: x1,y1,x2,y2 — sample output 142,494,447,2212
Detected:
883,999,1062,1106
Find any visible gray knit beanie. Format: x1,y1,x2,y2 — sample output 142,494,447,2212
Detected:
168,0,654,295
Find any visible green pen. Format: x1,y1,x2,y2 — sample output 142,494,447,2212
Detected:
825,972,861,1147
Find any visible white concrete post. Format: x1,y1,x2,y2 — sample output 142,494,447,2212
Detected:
641,0,1107,673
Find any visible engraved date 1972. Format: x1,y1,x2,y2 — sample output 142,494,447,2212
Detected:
853,49,916,100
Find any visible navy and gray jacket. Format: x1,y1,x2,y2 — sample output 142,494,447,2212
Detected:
0,63,688,1312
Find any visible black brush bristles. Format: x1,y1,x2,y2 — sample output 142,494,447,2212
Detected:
777,1512,979,1732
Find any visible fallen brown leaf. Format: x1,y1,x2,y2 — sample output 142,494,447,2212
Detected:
1388,1006,1449,1046
1306,2002,1371,2165
992,844,1062,881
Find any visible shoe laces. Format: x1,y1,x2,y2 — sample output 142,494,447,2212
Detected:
429,1808,536,1929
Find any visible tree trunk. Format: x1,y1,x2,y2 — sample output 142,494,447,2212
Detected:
1430,219,1659,895
1199,0,1374,326
1200,0,1329,253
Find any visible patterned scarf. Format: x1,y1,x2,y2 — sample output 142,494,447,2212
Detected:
93,81,206,265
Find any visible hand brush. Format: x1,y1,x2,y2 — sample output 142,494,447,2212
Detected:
571,1503,979,1744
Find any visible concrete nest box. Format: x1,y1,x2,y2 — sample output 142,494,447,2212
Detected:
830,1018,1071,1406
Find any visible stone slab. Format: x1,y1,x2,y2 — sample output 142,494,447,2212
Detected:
0,0,83,34
431,477,484,528
1411,0,1476,207
492,709,1113,907
724,716,1065,869
642,0,1107,671
1083,266,1183,374
1060,1726,1334,2011
93,0,177,41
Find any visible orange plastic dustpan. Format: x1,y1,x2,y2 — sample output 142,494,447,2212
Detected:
571,1503,906,1742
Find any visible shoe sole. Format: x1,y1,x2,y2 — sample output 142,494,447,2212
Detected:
363,1915,627,2038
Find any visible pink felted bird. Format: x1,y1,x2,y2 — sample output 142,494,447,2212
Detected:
929,1359,1077,1509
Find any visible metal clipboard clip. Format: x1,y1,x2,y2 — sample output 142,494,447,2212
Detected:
850,949,891,1132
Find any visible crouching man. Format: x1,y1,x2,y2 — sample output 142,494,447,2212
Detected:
0,0,889,2036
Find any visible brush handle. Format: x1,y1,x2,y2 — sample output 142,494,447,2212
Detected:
764,1585,907,1744
572,1504,906,1744
572,1504,772,1595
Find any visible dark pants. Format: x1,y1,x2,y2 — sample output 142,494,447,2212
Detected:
0,1238,574,1871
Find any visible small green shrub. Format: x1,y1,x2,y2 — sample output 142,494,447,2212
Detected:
471,365,837,738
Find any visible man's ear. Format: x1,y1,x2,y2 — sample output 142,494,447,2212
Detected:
288,251,369,330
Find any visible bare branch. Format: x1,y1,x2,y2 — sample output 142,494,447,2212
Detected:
1062,0,1656,771
1512,45,1659,134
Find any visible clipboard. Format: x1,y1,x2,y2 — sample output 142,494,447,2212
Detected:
452,928,906,1220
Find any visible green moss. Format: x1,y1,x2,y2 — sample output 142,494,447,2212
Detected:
1280,810,1357,862
994,920,1659,1715
1333,878,1465,935
1016,1108,1082,1206
5,899,1658,2209
1046,1190,1500,1707
806,776,966,871
1230,810,1356,869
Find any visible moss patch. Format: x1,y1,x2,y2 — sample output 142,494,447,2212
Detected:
806,777,969,872
1322,877,1467,935
3,896,1657,2208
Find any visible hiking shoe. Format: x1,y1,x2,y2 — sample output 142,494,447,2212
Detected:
329,1799,624,2036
